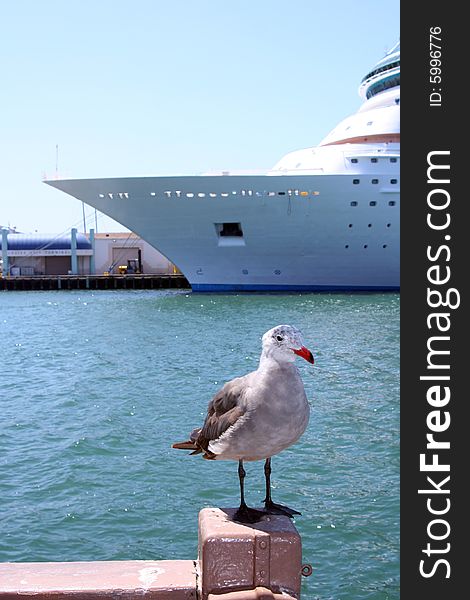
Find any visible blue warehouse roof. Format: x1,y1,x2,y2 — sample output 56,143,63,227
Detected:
0,233,92,251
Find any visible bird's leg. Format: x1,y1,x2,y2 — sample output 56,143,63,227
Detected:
233,460,265,524
263,457,302,518
238,459,247,509
263,456,273,503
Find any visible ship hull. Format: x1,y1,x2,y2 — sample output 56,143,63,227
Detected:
47,170,399,292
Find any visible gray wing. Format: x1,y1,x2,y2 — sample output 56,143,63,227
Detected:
196,377,249,456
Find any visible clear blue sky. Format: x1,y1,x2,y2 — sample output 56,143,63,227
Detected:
0,0,399,234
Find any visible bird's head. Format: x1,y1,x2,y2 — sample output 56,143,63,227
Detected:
261,325,314,365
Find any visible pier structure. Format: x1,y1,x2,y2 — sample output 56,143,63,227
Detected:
0,273,189,291
0,508,312,599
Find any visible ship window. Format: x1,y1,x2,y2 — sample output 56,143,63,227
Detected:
99,193,105,198
186,193,194,198
389,201,396,206
368,224,372,227
345,245,349,249
348,224,353,228
350,201,358,206
390,157,398,163
387,223,391,227
351,158,358,163
312,191,320,196
300,191,309,197
370,201,377,206
217,222,244,237
150,192,156,196
371,158,378,163
278,191,286,195
390,179,398,184
164,191,172,198
268,191,276,196
364,245,368,248
198,192,206,197
175,191,182,197
221,192,229,197
383,244,388,248
353,179,360,184
371,179,379,184
209,193,217,197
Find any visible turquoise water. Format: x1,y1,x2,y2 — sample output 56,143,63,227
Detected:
0,290,399,599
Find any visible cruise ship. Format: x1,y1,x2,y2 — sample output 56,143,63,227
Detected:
46,42,400,292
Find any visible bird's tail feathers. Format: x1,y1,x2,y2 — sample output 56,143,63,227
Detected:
172,428,202,451
172,440,197,450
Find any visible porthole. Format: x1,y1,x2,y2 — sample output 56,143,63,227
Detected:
345,245,349,249
364,244,368,249
353,179,360,184
387,223,391,227
348,224,353,228
370,201,377,206
390,179,397,184
186,193,194,198
368,224,372,227
389,201,396,206
390,157,397,163
350,201,358,206
351,158,358,164
383,244,388,248
371,158,378,163
371,179,379,184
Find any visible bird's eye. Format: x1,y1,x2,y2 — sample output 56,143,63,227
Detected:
276,335,283,342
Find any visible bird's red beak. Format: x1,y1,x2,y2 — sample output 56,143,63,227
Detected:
292,346,314,364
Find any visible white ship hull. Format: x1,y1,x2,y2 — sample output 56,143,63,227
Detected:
48,159,399,291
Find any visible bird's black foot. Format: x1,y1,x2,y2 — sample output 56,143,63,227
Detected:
233,504,267,524
264,499,301,518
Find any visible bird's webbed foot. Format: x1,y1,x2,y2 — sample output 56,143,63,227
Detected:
233,503,267,524
264,499,301,518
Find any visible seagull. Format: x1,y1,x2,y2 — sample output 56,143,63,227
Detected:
172,324,314,523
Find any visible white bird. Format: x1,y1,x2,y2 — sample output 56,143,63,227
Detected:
173,324,314,523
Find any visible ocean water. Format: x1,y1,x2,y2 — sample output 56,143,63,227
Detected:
0,290,399,599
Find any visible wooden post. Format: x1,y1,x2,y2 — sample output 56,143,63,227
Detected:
198,508,303,599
